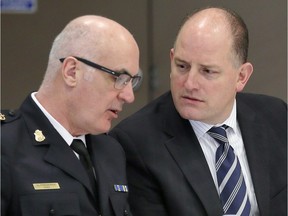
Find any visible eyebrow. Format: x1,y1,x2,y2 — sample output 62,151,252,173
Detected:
117,68,132,74
199,64,221,71
174,57,189,64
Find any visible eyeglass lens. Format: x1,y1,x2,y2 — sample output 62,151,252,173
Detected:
115,74,141,89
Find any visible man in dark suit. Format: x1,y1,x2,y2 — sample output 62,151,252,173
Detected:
110,7,287,216
1,15,141,216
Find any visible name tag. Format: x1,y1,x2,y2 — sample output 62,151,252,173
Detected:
33,182,60,190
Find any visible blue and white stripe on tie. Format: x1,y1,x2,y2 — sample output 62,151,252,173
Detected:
208,125,251,216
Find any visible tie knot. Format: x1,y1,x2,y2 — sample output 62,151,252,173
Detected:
71,139,94,170
71,139,89,157
207,124,229,145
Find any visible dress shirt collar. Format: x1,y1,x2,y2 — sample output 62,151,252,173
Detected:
189,100,237,138
31,92,85,146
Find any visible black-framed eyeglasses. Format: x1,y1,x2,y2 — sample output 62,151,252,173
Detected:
59,56,142,90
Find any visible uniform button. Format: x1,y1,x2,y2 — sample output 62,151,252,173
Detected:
8,110,15,116
49,209,55,215
124,209,128,215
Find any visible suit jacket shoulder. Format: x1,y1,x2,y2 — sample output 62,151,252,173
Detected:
0,109,20,124
236,92,287,140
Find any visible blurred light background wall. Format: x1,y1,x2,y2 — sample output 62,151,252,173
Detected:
1,0,287,127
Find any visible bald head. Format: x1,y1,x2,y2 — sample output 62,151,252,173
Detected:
175,7,249,66
52,15,138,57
43,15,139,84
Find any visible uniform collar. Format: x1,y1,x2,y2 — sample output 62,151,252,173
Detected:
31,92,86,146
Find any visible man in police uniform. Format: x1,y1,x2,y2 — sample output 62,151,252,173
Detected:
1,15,140,216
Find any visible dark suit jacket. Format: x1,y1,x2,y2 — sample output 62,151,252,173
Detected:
1,95,131,216
110,91,287,216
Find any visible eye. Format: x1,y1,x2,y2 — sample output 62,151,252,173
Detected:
202,68,213,74
200,67,220,79
175,62,190,72
117,74,131,85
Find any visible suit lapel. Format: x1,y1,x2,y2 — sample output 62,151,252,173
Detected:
162,96,223,215
237,99,270,216
20,95,95,196
43,138,94,195
87,135,120,216
86,135,109,215
88,134,129,216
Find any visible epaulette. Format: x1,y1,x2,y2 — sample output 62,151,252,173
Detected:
0,109,20,124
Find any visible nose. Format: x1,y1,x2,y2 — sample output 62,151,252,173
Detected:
184,70,199,90
119,83,135,104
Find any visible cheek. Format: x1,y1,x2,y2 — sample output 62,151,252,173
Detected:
215,73,239,91
90,80,113,101
212,82,233,96
227,76,240,93
170,78,180,95
208,83,236,109
170,72,184,87
82,86,107,113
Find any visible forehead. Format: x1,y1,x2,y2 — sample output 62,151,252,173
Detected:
177,11,233,46
175,18,233,59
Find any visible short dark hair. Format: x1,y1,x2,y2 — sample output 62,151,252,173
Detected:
222,7,249,64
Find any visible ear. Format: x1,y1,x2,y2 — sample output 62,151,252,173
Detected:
170,48,175,61
236,62,253,92
170,48,175,78
61,57,78,87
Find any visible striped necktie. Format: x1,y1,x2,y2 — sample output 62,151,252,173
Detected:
208,125,251,215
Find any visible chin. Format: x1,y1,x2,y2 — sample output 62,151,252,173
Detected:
178,108,198,120
90,125,111,135
101,122,112,134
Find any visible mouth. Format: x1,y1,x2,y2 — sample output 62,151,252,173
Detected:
182,95,204,103
109,109,121,116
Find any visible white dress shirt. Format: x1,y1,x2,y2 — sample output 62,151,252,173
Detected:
189,100,259,215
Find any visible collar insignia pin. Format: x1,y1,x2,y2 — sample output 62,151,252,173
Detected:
34,129,45,142
0,113,6,121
